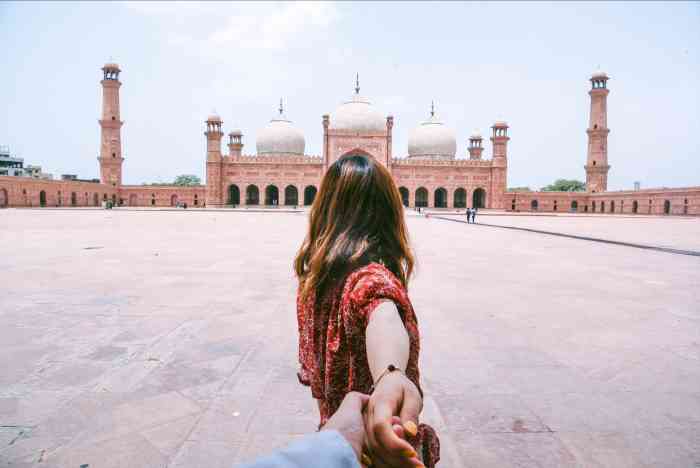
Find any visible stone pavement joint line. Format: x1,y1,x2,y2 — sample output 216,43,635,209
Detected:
431,215,700,257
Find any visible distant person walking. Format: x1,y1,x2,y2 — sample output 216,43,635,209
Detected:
466,208,472,223
471,208,477,224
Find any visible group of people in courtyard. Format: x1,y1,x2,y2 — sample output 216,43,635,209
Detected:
466,207,478,223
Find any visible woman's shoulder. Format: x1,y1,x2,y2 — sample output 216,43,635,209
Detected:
343,262,407,306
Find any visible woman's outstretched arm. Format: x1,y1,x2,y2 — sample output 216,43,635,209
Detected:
365,301,423,468
366,300,410,379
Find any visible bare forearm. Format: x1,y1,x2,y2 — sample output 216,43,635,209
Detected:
366,300,410,380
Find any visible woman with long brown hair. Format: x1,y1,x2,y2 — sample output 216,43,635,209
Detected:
295,153,440,467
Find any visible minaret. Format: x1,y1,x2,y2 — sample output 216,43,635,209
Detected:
98,62,124,186
490,121,509,209
468,130,483,160
205,113,224,207
227,130,243,157
585,71,611,193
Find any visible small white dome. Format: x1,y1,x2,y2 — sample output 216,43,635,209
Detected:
329,93,386,133
407,111,456,160
256,111,305,156
470,128,482,139
592,70,608,79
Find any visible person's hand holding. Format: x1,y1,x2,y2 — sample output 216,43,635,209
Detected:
364,371,424,467
321,391,370,463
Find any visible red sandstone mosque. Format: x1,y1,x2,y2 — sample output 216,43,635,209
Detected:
0,63,698,215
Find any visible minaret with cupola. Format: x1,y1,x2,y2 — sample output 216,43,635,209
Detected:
227,129,243,157
98,62,124,187
205,113,224,206
490,121,509,209
468,130,484,160
585,71,611,192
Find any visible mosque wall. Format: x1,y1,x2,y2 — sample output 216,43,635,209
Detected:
119,185,206,207
505,188,700,215
0,175,118,208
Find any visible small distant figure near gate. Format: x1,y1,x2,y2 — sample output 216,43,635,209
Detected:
471,208,477,224
466,207,472,223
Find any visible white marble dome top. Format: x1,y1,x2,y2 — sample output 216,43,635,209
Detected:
329,93,386,133
408,112,457,160
256,112,305,156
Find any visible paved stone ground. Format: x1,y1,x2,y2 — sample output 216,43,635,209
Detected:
1,209,698,468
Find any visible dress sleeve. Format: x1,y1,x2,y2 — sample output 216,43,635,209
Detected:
296,292,312,387
344,265,413,334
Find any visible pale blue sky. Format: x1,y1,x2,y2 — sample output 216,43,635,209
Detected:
1,1,698,189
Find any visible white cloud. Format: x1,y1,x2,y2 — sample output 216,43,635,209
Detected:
126,1,339,54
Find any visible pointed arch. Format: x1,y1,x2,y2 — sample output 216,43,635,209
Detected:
246,185,260,205
415,187,428,208
265,185,279,205
228,184,240,205
285,185,298,206
434,187,447,208
454,188,467,208
472,188,486,208
398,187,409,207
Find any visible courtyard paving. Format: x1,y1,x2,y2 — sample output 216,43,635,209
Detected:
1,209,699,467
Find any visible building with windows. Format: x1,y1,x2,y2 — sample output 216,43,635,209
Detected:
25,165,53,180
0,146,25,177
0,63,698,214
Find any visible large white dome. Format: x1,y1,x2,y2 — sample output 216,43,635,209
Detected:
329,93,386,133
256,110,305,156
407,110,456,160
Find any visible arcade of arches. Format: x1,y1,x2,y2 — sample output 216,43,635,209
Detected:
224,184,316,206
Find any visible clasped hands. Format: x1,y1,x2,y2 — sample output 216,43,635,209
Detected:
323,371,425,468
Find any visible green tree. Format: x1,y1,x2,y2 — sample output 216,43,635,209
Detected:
173,175,202,186
540,179,586,192
507,186,532,192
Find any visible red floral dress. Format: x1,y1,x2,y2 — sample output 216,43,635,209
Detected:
297,262,440,466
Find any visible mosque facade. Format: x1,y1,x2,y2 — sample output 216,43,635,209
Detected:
0,63,698,215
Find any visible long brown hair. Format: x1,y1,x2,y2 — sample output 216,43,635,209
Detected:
294,153,414,303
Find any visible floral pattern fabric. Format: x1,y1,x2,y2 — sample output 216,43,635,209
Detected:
297,262,440,466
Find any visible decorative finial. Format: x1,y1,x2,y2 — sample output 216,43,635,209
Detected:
430,101,435,117
279,98,284,115
355,73,360,95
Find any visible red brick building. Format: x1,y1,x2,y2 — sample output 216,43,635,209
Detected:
0,64,698,214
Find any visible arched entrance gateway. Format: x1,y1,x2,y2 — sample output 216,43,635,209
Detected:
246,185,259,205
399,187,409,207
228,185,240,205
265,185,279,205
434,188,447,208
454,188,467,208
472,188,486,208
171,194,178,207
0,188,7,208
415,187,428,208
285,185,298,206
40,190,47,207
304,186,317,206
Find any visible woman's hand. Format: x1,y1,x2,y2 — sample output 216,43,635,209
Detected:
364,371,424,467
